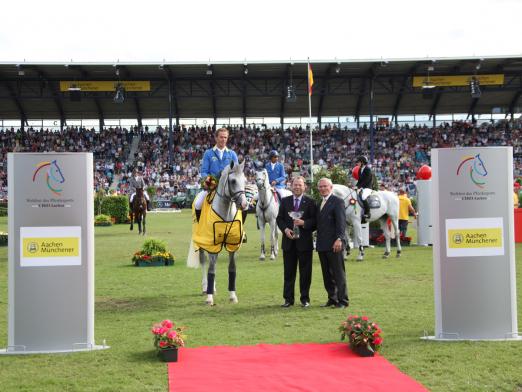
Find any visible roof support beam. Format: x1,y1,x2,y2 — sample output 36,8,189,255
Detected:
32,66,66,129
466,97,480,120
317,64,333,128
1,79,28,129
391,63,419,124
118,65,143,128
507,90,521,118
280,64,291,128
429,92,443,120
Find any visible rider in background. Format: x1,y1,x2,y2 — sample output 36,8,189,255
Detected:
355,156,372,223
265,150,287,202
129,167,152,211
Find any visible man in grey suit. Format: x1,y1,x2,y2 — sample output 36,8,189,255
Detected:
129,167,152,211
316,177,349,308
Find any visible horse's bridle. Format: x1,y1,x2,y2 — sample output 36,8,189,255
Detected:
255,171,273,212
217,171,245,204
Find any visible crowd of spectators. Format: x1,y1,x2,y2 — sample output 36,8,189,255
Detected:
1,119,521,201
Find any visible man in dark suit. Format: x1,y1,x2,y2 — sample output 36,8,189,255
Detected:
316,177,349,308
276,176,317,308
355,155,373,223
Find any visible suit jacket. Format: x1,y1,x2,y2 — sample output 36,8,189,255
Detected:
356,165,372,189
265,161,287,189
316,194,346,252
276,194,317,251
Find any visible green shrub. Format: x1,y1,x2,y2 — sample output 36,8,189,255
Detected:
0,206,7,217
141,238,167,256
0,231,7,246
94,195,129,224
94,214,112,226
310,165,349,203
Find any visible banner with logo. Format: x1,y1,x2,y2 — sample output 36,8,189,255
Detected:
4,153,100,354
430,147,519,341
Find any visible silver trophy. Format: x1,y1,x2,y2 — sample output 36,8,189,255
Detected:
288,211,304,239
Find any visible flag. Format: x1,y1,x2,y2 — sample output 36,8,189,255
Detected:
308,64,314,96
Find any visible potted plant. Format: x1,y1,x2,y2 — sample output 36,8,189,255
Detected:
132,238,175,266
339,314,383,357
0,231,7,246
94,214,113,227
151,319,187,362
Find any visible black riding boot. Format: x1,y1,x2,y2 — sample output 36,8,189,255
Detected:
362,199,370,224
242,210,247,243
147,200,152,211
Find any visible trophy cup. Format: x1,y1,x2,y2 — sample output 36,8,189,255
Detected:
288,211,304,239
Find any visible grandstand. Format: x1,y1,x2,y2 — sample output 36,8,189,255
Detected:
1,57,522,201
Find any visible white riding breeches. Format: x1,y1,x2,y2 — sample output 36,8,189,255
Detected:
194,190,208,210
130,191,150,202
359,188,372,200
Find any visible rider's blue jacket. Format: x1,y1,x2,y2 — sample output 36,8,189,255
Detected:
200,147,239,178
265,161,286,189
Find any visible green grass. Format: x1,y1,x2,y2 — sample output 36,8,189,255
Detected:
0,212,521,391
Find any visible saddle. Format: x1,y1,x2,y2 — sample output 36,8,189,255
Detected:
357,193,381,209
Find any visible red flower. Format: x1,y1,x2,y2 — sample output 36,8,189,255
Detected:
374,337,383,345
159,341,167,348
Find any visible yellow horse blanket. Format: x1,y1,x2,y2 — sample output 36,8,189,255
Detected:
192,193,243,254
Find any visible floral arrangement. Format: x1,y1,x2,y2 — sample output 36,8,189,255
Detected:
132,251,175,265
151,319,187,350
201,175,218,191
371,232,411,245
339,314,383,353
132,238,175,265
94,214,113,226
0,231,7,246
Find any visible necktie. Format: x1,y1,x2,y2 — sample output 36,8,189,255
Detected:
320,197,327,211
293,198,300,211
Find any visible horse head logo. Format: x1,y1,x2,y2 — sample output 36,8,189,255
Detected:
32,160,65,195
456,154,488,188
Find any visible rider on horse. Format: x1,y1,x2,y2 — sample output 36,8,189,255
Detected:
355,155,373,223
265,150,287,203
129,167,152,211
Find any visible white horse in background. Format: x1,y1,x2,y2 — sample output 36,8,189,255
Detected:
332,184,401,261
255,169,291,260
188,161,248,306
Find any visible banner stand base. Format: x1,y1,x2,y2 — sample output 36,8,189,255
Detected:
0,344,110,355
420,335,522,342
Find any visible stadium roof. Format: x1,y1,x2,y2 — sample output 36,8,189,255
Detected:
0,56,521,127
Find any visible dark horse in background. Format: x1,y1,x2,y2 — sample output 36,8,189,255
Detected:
130,188,147,235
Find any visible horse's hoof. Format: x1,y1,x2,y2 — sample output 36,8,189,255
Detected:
396,252,401,258
206,295,214,306
356,256,364,262
259,255,265,261
270,255,276,260
229,292,238,304
382,252,390,259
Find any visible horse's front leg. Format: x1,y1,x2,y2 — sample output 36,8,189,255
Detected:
142,213,146,236
129,211,134,231
228,251,238,303
352,219,365,261
259,217,266,261
269,218,277,260
137,217,142,235
206,253,218,306
391,218,401,257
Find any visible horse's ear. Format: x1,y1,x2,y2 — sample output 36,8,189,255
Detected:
230,161,235,169
239,161,245,172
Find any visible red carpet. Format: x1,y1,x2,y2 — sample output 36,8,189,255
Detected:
167,343,428,392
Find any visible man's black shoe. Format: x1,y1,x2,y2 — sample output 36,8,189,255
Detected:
281,302,293,308
320,300,337,308
336,303,348,309
301,302,310,308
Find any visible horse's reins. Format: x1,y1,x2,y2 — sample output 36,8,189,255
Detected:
256,172,273,222
215,170,245,245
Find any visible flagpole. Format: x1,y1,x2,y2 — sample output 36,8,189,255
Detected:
307,58,314,190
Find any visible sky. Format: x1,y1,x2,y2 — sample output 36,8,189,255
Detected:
1,0,521,64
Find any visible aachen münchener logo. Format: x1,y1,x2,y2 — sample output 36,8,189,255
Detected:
32,160,65,195
27,242,39,253
452,233,463,245
456,154,488,189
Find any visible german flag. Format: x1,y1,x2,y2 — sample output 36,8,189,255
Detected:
308,64,314,96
